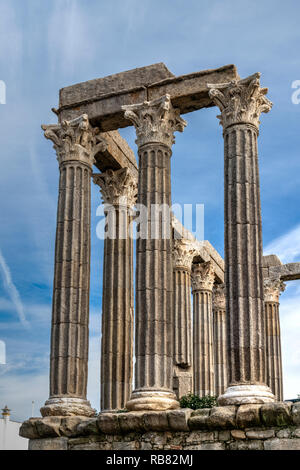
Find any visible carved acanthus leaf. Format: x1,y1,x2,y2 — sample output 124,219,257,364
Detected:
93,168,137,207
122,94,187,148
191,261,215,292
173,239,197,270
42,114,107,167
264,277,286,303
207,73,272,130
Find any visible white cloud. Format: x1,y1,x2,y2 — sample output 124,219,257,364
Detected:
264,223,300,263
0,249,29,329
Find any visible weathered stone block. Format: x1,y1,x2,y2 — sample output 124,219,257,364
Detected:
236,404,261,429
167,409,192,431
185,442,225,450
19,418,39,439
276,429,291,438
231,430,246,439
112,440,139,450
206,406,237,429
140,442,152,450
229,440,263,450
189,409,210,430
97,413,120,434
143,411,169,431
60,416,90,437
35,417,62,438
291,403,300,425
292,428,300,438
186,431,214,444
118,412,145,433
246,429,275,439
76,418,99,436
29,437,68,450
218,430,231,441
261,403,292,427
264,438,300,450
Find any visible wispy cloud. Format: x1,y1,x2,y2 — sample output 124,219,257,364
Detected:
0,249,29,329
264,224,300,263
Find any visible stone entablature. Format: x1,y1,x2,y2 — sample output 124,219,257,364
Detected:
20,403,300,450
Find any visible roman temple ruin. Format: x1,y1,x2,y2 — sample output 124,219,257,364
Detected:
20,63,300,450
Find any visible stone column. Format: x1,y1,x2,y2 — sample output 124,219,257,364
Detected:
192,261,215,397
122,94,187,410
40,114,105,417
264,278,286,401
93,168,137,412
208,74,275,404
172,239,196,399
213,283,228,397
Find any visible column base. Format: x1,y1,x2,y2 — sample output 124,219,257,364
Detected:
40,397,96,417
218,384,275,405
126,389,179,411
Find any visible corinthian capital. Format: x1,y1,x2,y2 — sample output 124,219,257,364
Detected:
207,73,272,130
264,277,286,303
191,261,215,292
93,168,137,207
213,283,226,310
122,94,187,148
173,239,197,270
42,114,107,168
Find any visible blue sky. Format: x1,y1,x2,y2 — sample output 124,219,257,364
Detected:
0,0,299,422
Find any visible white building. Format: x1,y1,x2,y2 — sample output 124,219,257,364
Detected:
0,406,28,450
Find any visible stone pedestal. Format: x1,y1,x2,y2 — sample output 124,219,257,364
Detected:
122,94,186,410
264,278,286,401
40,114,105,417
93,168,137,412
192,261,215,397
213,283,228,397
208,74,275,405
172,239,196,398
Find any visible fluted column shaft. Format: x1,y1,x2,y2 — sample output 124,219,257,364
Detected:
136,146,172,392
213,284,228,397
264,278,285,401
192,262,215,397
123,94,187,410
172,239,196,398
93,168,137,412
173,268,192,368
41,114,105,417
208,73,275,404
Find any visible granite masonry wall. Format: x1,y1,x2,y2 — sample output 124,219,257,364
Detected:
20,402,300,450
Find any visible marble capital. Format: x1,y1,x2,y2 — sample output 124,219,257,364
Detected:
122,94,187,148
93,168,137,207
264,277,286,303
42,113,107,167
191,261,215,292
173,238,197,270
207,73,272,130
